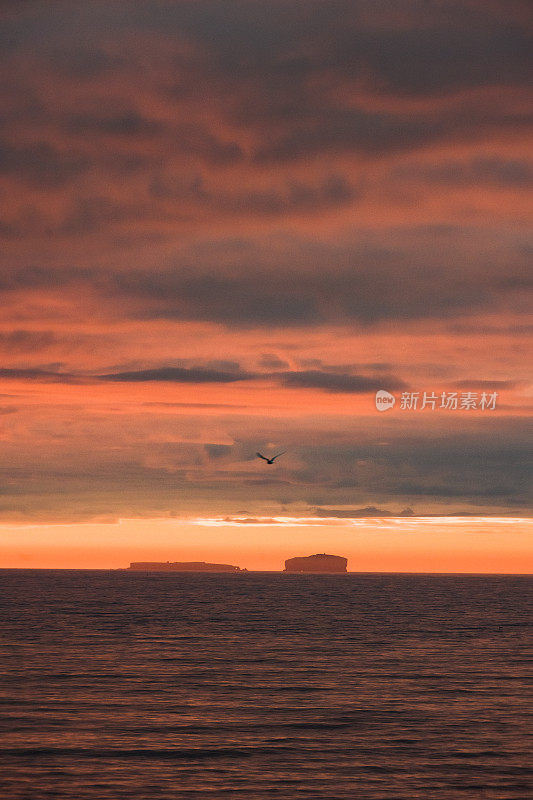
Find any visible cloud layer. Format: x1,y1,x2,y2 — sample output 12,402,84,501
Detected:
0,1,531,524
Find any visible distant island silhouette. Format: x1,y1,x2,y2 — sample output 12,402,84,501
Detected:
126,555,349,573
284,553,348,573
128,561,245,573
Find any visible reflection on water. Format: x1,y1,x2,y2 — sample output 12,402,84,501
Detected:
0,570,531,799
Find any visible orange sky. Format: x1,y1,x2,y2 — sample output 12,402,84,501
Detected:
2,517,532,574
0,1,531,570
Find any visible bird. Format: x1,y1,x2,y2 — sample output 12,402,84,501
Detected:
256,451,286,464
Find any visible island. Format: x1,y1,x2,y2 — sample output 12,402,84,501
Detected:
127,561,245,572
284,553,348,573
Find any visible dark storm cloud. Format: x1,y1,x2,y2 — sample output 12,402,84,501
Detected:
126,1,532,96
1,1,531,174
227,417,530,511
113,252,530,326
1,233,530,326
96,365,405,393
0,1,530,529
66,111,164,138
205,360,242,372
324,16,532,98
297,359,395,373
0,330,58,352
129,1,531,163
98,366,255,383
279,370,407,393
45,45,124,79
117,269,320,326
85,119,245,166
393,483,515,499
314,506,413,518
0,0,530,280
0,140,90,187
448,323,533,336
3,362,259,386
295,421,533,508
259,354,290,370
497,274,533,291
394,158,533,189
223,516,281,524
0,367,76,382
2,174,358,241
252,107,532,164
204,444,234,459
150,173,357,215
0,266,98,292
1,415,529,524
58,197,161,236
313,506,488,518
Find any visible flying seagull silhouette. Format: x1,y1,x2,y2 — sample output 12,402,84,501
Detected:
256,451,286,464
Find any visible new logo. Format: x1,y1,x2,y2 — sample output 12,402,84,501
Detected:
375,390,396,411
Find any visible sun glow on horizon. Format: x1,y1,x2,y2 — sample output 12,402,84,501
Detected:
1,515,531,574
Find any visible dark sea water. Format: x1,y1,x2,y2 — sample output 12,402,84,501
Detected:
0,570,531,800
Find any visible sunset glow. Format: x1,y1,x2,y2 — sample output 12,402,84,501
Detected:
1,516,531,574
0,0,531,570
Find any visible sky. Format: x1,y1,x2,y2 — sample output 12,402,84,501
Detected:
0,0,532,570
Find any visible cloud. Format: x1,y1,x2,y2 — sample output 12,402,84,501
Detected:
0,330,58,352
205,444,234,459
98,366,255,383
96,364,407,393
0,140,90,187
0,360,408,392
394,157,533,188
0,266,97,292
111,247,530,326
121,1,532,98
65,111,164,139
1,2,530,192
0,412,530,523
314,506,415,518
279,370,407,393
258,354,290,370
0,0,530,528
252,106,532,164
2,219,497,330
0,367,76,382
222,516,281,524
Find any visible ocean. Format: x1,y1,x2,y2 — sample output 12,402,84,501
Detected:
0,570,531,799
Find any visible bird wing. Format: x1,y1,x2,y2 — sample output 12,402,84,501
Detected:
271,451,286,461
256,452,269,461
